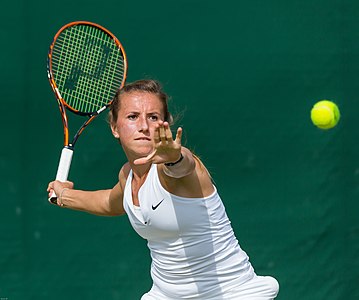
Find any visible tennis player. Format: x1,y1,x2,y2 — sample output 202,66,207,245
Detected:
47,79,279,299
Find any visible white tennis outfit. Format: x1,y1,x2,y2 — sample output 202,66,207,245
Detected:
123,164,279,299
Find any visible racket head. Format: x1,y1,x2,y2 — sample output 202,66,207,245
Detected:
47,21,127,115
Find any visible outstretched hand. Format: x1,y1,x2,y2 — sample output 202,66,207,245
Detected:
134,121,182,165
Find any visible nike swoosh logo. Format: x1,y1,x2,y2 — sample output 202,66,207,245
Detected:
152,199,164,210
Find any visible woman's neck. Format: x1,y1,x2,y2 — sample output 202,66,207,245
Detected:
130,162,152,181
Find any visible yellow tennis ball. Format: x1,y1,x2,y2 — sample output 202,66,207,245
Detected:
310,100,340,129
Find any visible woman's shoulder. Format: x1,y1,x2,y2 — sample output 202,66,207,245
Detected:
118,162,131,186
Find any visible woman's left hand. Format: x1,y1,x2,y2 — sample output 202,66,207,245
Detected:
134,121,182,165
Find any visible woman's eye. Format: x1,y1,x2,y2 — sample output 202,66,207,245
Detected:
128,115,137,120
149,115,159,121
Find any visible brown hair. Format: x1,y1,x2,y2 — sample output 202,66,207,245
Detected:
109,79,173,124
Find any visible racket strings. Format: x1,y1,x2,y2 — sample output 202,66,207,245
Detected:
54,27,124,100
53,28,124,111
51,24,125,113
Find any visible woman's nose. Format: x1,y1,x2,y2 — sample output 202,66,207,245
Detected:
139,116,149,132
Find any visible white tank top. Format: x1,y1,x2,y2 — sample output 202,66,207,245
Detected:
123,164,254,299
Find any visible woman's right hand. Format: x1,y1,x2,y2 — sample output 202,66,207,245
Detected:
47,180,74,206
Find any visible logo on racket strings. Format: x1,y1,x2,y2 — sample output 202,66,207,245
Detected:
64,37,111,91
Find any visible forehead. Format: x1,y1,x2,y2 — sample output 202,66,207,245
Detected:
120,91,163,112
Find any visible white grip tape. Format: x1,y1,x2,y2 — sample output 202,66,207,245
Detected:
49,147,73,203
55,147,74,181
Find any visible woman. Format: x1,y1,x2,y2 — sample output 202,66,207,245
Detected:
47,79,279,299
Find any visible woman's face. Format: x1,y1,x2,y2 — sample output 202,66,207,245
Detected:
111,91,165,158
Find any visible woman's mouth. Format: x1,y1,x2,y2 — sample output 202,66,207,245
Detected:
135,137,151,141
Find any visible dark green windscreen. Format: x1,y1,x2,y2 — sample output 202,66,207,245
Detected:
1,0,358,299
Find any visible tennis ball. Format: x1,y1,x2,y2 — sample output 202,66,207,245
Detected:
310,100,340,129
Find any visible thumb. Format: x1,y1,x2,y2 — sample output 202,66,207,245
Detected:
134,151,156,165
174,127,183,144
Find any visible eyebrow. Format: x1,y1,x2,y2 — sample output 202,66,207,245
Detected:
125,111,161,115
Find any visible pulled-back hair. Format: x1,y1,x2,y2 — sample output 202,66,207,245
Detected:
109,79,173,124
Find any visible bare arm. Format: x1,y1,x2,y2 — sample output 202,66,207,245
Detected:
58,185,124,216
47,168,127,216
162,146,196,178
159,150,215,198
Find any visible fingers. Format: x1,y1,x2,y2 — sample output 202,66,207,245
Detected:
164,122,173,141
159,125,166,142
155,121,175,143
141,122,183,165
47,182,53,192
154,124,160,143
47,180,74,196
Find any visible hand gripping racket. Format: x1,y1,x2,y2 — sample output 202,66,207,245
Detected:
47,21,127,203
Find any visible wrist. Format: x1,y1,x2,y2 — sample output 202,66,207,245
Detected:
58,188,69,207
165,153,184,166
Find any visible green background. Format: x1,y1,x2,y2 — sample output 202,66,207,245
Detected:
1,0,359,299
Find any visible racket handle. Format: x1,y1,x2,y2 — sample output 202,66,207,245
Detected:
49,147,74,204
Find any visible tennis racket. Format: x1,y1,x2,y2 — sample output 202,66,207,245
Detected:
47,21,127,203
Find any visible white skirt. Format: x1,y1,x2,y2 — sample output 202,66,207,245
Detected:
141,275,279,300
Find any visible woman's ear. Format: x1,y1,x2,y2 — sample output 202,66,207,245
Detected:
110,123,120,138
